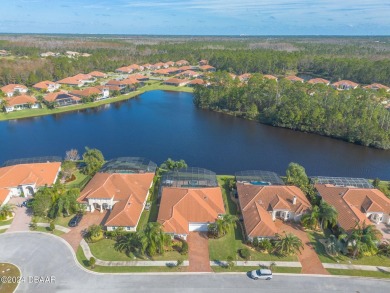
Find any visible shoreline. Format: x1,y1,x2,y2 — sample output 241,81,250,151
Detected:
0,84,193,121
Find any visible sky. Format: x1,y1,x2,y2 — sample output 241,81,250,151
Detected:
0,0,389,35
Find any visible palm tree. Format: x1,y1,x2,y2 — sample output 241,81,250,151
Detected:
216,214,238,237
348,222,381,259
0,204,15,220
114,233,141,256
274,232,304,256
142,222,171,256
319,201,338,230
87,224,103,239
301,205,320,230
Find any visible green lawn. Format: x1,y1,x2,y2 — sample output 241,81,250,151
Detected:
33,226,65,237
33,214,74,228
0,218,13,226
88,238,187,261
0,229,6,234
0,263,21,293
212,266,301,274
209,176,297,262
65,170,91,190
307,230,390,267
0,85,193,121
76,246,186,273
328,268,390,279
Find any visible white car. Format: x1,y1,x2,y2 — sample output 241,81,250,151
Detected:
250,269,273,280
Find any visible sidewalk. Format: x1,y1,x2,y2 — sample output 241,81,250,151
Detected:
80,239,189,267
210,260,302,267
323,263,390,272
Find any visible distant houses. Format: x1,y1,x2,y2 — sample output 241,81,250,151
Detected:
1,84,28,97
332,80,359,90
43,91,81,107
33,80,60,93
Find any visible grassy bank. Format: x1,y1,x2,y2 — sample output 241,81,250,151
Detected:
328,268,390,279
0,83,193,121
0,263,21,293
0,218,13,226
212,266,301,274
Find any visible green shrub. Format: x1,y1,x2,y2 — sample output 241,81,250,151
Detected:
176,259,183,267
180,240,188,255
239,248,251,260
49,221,55,232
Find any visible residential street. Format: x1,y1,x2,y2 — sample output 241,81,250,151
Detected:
1,232,389,293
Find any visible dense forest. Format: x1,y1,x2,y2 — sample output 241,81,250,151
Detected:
193,72,390,150
1,35,390,86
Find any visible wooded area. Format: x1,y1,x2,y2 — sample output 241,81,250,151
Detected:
193,73,390,149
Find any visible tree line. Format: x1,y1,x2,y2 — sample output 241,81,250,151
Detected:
194,73,390,149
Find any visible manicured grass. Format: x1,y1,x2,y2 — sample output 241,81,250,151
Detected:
0,229,6,234
209,176,297,262
307,230,390,266
76,246,186,273
0,85,193,121
0,263,21,293
212,266,301,274
34,226,65,237
33,214,74,227
328,268,390,279
0,218,13,226
88,238,187,261
65,170,91,190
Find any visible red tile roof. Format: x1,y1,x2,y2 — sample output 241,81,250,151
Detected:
0,84,27,94
332,80,359,88
157,187,225,234
263,74,278,80
78,173,155,228
307,78,330,85
44,91,81,102
187,79,205,85
164,78,189,85
70,87,102,98
363,83,390,91
285,75,304,82
6,95,37,106
315,184,390,232
0,162,61,188
89,71,107,78
199,65,215,71
237,183,311,238
33,80,58,90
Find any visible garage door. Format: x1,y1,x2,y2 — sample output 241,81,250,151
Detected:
189,223,209,232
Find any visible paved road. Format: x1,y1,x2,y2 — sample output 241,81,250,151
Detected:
1,232,389,293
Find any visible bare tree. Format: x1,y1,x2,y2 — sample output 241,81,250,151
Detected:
65,149,80,161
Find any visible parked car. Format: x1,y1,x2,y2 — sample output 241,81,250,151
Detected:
250,269,273,280
68,213,83,227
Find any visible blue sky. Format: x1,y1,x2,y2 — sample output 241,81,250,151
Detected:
1,0,389,35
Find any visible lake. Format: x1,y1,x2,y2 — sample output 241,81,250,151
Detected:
1,90,389,179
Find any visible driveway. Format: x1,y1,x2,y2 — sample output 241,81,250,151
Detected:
187,232,212,272
1,232,390,293
276,220,329,275
6,197,32,232
61,211,107,252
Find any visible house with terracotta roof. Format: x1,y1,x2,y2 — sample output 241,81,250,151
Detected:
307,78,330,85
176,60,189,66
177,70,201,79
0,160,61,204
238,73,252,82
129,74,149,82
151,69,170,76
237,181,311,241
285,75,304,83
89,71,108,79
33,80,60,92
164,61,175,67
115,66,133,74
105,78,139,92
4,95,40,113
164,78,189,87
186,79,206,87
44,91,81,107
263,74,278,81
0,84,28,97
364,83,390,92
332,80,359,90
57,74,95,87
70,86,109,101
198,60,209,66
315,182,390,234
142,63,153,70
157,167,225,239
153,62,165,69
78,158,157,231
199,65,216,72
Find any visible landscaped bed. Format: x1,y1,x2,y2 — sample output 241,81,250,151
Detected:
76,246,186,273
88,238,187,261
0,263,21,293
307,230,390,267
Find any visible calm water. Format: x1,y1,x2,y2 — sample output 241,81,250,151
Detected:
1,90,389,179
